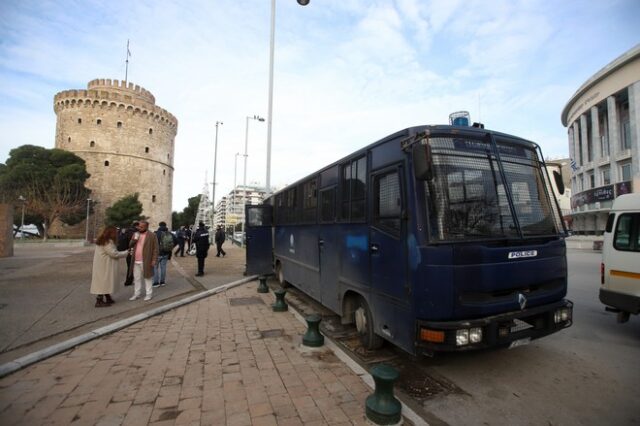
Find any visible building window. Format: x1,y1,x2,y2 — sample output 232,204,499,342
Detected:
588,172,595,189
104,161,109,166
77,118,82,124
621,162,632,182
620,100,631,150
152,195,156,202
163,169,166,176
117,121,122,128
67,137,71,143
97,119,102,125
149,128,153,135
145,147,149,153
602,168,610,186
90,141,95,147
599,106,609,156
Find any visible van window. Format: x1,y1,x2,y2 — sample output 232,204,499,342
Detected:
613,213,640,251
605,214,615,233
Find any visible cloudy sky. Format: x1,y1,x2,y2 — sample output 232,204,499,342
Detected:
1,0,639,211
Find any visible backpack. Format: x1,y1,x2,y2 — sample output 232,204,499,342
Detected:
160,231,174,252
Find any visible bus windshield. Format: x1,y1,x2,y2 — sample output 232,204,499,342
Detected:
415,135,562,242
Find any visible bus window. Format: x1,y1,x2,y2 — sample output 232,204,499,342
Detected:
374,170,401,235
320,187,336,223
340,156,367,222
302,178,318,223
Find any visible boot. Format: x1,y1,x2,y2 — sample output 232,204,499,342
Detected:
95,295,108,307
105,294,115,305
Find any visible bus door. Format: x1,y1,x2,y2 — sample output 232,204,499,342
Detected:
318,187,340,312
370,166,409,304
245,205,273,276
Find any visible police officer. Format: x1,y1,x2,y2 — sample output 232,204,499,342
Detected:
193,221,210,276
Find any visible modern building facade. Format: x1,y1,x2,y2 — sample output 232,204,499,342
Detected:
54,78,178,230
561,44,640,234
214,185,267,232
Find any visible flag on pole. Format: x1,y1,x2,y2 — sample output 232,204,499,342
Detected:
570,158,578,172
127,39,131,58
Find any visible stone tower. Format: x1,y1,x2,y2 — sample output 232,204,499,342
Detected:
53,79,178,229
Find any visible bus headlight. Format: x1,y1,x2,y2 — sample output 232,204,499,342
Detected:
456,329,469,346
469,327,483,343
554,307,572,324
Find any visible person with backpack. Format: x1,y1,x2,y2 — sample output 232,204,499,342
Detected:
193,221,210,276
153,221,177,287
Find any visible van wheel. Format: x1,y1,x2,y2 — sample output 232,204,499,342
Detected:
275,262,289,288
354,297,384,350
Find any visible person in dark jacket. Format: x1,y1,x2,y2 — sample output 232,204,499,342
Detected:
153,221,177,287
215,225,226,257
117,221,139,286
193,222,210,276
174,226,186,257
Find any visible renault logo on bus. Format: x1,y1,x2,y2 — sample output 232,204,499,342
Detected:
508,250,538,259
518,293,528,310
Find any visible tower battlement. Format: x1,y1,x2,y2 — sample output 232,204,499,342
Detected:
54,79,177,128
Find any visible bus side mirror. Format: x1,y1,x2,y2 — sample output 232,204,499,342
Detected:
413,144,432,180
553,170,565,195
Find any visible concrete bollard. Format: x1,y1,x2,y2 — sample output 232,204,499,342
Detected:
365,364,402,425
257,276,269,293
302,314,324,347
272,289,288,312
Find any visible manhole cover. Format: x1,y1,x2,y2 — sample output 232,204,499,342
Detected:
229,297,265,306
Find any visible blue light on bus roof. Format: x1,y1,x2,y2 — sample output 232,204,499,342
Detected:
449,111,471,127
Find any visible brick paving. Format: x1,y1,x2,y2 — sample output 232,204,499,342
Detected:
0,282,375,425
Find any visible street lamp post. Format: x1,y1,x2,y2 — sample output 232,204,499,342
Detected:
242,115,265,247
265,0,309,195
233,152,241,227
18,195,26,239
85,198,92,242
212,121,223,228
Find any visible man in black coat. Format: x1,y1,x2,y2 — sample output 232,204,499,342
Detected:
193,222,210,276
117,221,138,286
215,225,226,257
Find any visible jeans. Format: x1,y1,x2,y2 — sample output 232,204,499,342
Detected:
153,254,168,284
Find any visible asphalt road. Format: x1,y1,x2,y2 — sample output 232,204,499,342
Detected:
421,249,640,425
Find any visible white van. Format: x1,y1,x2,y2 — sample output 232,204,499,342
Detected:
600,193,640,322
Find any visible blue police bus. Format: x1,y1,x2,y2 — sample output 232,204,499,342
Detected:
246,122,573,355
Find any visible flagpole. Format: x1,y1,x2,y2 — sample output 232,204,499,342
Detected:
125,39,130,85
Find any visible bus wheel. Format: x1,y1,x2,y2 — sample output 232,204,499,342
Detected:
275,262,289,288
354,297,384,350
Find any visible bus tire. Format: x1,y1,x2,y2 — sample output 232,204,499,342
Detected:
275,261,290,288
355,297,384,350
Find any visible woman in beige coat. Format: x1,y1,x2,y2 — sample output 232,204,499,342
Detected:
90,226,129,307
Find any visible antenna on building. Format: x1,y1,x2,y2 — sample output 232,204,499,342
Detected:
125,39,131,85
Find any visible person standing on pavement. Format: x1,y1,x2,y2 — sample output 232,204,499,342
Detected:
91,226,129,307
193,221,210,276
215,225,226,257
153,221,177,287
174,226,186,257
117,221,138,286
128,220,158,301
185,225,193,254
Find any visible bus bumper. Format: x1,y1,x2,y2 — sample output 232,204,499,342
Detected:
415,299,573,352
599,288,640,314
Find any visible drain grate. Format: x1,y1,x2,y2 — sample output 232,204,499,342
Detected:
261,329,284,338
229,297,265,306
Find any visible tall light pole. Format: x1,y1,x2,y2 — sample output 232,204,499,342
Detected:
212,121,223,227
242,115,265,247
265,0,309,195
233,152,241,226
85,198,92,242
18,195,26,239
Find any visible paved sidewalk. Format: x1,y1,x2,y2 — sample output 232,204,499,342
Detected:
0,282,375,425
